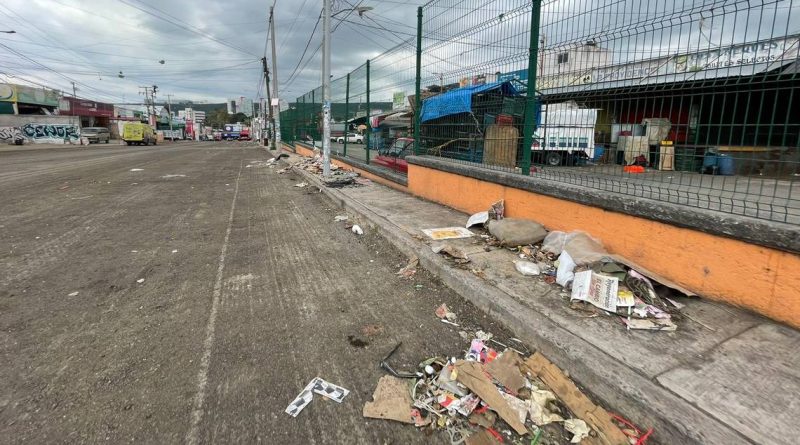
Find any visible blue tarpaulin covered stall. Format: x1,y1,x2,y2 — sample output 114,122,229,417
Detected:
420,81,520,123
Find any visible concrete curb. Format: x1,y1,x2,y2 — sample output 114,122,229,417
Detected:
287,156,753,445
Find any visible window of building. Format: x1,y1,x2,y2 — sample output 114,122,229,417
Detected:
557,52,569,64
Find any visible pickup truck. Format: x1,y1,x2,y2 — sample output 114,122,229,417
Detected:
335,133,364,144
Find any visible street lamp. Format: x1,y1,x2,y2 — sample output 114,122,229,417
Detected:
321,4,374,176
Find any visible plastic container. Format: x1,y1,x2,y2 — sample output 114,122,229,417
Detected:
717,153,735,175
702,151,719,174
592,145,605,162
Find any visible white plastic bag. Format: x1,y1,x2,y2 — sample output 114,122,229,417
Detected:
514,260,541,276
556,250,576,287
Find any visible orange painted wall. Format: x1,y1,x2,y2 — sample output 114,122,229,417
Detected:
331,159,409,193
408,164,800,328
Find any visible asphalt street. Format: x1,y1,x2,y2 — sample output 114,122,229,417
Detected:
0,142,515,443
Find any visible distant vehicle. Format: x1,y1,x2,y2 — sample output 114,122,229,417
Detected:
336,133,363,144
239,128,251,141
222,124,242,140
122,122,156,146
372,137,413,173
82,127,110,144
213,131,222,141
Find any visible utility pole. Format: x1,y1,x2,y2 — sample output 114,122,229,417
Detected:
166,94,174,141
139,86,152,124
261,57,273,148
270,6,280,148
71,81,77,98
322,0,332,176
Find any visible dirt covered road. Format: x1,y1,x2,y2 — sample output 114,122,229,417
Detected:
0,143,516,443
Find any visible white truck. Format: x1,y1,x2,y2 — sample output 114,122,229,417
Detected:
532,102,598,166
335,132,364,144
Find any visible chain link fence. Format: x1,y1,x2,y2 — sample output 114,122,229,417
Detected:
282,0,800,224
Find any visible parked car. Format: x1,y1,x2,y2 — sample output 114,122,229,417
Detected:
122,122,156,146
82,127,110,144
372,137,414,173
336,133,364,144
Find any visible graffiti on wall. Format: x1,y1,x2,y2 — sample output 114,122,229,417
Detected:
0,126,25,143
0,123,80,144
22,123,80,142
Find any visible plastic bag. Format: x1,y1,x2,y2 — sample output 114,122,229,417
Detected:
556,250,576,287
514,260,541,276
542,231,607,265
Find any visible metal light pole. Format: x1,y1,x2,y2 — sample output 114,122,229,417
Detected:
270,6,280,148
322,5,373,177
322,0,332,176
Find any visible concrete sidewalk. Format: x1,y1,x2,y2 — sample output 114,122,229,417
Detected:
285,149,800,445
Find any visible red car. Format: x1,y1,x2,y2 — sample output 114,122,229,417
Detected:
373,137,414,173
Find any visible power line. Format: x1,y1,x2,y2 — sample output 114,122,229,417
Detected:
116,0,259,57
281,9,323,92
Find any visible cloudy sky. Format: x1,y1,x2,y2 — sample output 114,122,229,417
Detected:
0,0,796,106
0,0,427,105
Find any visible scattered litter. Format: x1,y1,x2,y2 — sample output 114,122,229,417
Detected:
161,174,186,178
285,377,350,417
422,227,474,240
293,182,308,188
488,218,547,246
334,215,349,222
136,278,145,284
431,244,469,261
475,330,493,341
363,375,416,424
489,199,505,220
354,177,372,186
440,319,460,327
351,225,364,235
362,332,642,444
322,171,359,187
435,303,457,321
571,270,622,312
542,231,607,265
70,195,93,200
172,249,178,253
466,211,489,228
380,343,422,379
129,168,144,172
513,260,540,276
564,419,591,443
555,250,576,287
68,291,79,297
397,256,419,278
623,317,678,331
131,250,138,253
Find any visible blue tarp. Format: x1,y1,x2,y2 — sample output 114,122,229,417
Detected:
420,81,520,123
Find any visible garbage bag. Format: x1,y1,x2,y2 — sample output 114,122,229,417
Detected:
488,218,547,246
542,231,607,265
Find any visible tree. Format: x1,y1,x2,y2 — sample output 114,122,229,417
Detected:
228,112,250,125
206,109,228,129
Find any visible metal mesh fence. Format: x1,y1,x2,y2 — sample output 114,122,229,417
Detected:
532,0,800,223
418,0,535,174
284,0,800,223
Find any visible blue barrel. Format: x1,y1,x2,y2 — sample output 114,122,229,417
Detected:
703,152,718,169
717,153,735,175
592,145,605,161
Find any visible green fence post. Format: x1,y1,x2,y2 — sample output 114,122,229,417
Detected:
344,73,350,157
520,0,542,176
366,59,371,164
311,89,316,147
302,95,306,142
414,6,423,155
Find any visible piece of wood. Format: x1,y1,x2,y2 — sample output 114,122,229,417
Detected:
362,375,415,424
485,350,526,394
523,353,629,445
454,361,528,435
484,125,518,168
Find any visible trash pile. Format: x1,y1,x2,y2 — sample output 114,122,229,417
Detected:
291,154,362,187
464,201,688,332
363,332,651,444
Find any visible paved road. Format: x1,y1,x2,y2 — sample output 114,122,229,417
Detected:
0,142,511,443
